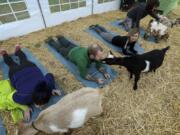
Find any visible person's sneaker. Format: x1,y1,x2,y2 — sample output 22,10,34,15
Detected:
15,44,21,53
89,25,96,29
0,49,7,56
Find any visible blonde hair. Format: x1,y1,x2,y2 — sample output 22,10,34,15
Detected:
128,28,140,37
88,44,103,56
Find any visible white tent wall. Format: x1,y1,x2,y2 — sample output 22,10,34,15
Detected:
39,0,93,27
0,0,121,41
93,0,120,14
0,0,45,40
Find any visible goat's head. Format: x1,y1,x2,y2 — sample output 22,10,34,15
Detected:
101,51,124,65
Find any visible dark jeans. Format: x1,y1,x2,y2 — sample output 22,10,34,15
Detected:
3,50,36,79
49,36,77,58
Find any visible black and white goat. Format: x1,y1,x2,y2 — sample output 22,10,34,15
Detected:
102,47,170,90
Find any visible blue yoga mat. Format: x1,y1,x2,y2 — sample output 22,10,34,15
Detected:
0,49,65,126
85,27,144,55
46,38,118,88
0,115,6,135
110,20,156,43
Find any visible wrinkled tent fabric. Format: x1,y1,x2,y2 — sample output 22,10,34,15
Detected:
159,0,180,15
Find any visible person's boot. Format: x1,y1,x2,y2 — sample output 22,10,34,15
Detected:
95,25,107,32
56,35,70,47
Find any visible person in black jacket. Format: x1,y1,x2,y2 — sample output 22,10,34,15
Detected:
121,0,162,31
89,24,140,56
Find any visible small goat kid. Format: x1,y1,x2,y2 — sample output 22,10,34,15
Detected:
102,47,170,90
144,17,180,43
144,19,169,43
19,87,103,135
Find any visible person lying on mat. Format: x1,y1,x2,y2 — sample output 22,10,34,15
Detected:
121,0,163,30
47,36,110,84
89,24,140,56
0,45,60,122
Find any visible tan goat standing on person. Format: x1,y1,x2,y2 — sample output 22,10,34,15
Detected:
19,87,104,135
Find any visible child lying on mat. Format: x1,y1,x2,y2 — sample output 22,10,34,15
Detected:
47,36,110,85
0,45,60,123
89,25,140,56
121,0,165,31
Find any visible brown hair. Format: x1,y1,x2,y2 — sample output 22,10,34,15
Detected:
146,0,160,10
88,44,103,56
128,28,140,37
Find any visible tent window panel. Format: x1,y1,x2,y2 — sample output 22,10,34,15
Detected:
0,4,12,14
9,0,23,2
79,1,86,7
60,0,70,4
70,0,78,2
0,0,7,3
98,0,115,4
11,2,27,12
48,0,59,5
71,2,78,9
98,0,103,3
50,5,60,13
61,3,70,11
15,11,29,20
49,0,86,13
0,14,16,24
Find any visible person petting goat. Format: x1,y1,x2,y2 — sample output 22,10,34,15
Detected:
102,47,170,90
0,45,60,123
120,0,163,31
89,25,140,56
19,87,103,135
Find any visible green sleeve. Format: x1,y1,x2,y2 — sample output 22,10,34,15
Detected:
77,63,88,78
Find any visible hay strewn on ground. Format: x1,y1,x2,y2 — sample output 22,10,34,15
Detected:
0,6,180,135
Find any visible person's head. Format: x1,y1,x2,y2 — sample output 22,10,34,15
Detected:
88,44,104,61
146,0,160,11
128,28,140,42
32,81,52,106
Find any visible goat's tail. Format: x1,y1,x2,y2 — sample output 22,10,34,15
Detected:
162,46,170,53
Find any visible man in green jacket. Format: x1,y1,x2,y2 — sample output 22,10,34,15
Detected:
47,36,110,84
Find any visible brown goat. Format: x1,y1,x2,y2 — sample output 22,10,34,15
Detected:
19,87,103,135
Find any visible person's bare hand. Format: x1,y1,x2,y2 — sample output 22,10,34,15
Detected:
23,107,32,122
52,89,61,96
103,73,111,79
97,78,105,84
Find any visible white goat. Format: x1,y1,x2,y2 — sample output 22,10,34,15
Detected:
19,87,103,135
144,19,169,43
144,16,180,43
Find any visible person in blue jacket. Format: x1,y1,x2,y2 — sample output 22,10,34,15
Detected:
0,45,59,121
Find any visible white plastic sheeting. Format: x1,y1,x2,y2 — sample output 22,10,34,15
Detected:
39,0,93,27
0,0,45,40
0,0,120,41
93,0,120,14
